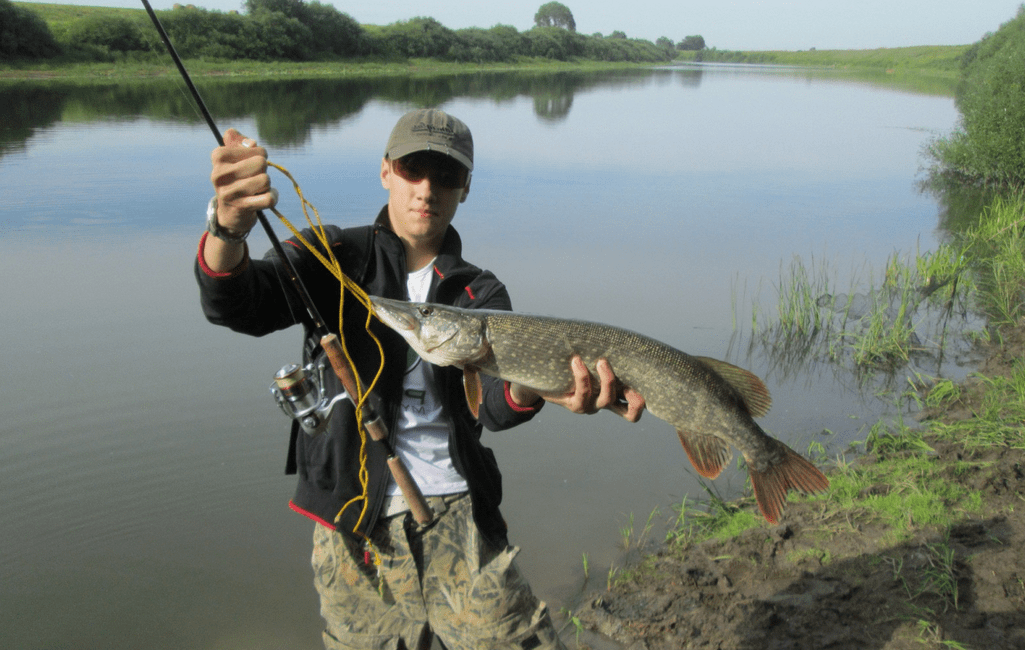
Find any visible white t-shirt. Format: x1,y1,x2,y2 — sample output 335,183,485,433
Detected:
386,261,469,497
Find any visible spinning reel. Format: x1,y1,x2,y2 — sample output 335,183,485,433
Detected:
270,361,348,436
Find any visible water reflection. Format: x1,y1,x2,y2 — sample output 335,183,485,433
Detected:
1,83,67,156
922,172,1003,234
3,69,701,152
0,65,959,162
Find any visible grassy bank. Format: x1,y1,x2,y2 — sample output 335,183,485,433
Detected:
0,50,968,102
0,56,675,80
2,47,968,81
707,193,1025,545
579,194,1025,648
678,45,968,74
675,45,970,95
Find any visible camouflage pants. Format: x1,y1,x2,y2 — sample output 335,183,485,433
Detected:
311,493,566,650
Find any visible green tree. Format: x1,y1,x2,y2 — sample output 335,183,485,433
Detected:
0,0,61,59
243,0,363,57
382,17,456,58
677,35,705,51
244,0,308,20
160,6,265,60
488,24,528,57
524,25,580,59
302,1,364,56
65,15,148,53
582,36,629,61
534,2,576,32
448,27,509,63
248,9,313,60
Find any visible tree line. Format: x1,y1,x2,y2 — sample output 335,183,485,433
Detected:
1,0,706,64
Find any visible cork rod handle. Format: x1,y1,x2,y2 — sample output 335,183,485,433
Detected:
320,334,433,524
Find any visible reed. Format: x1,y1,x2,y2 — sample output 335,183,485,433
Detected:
954,193,1025,326
736,233,980,377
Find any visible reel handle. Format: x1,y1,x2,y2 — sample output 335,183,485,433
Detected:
320,334,433,525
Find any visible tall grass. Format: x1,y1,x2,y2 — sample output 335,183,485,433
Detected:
737,240,975,377
953,193,1025,326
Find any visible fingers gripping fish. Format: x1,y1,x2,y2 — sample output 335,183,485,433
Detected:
369,296,829,525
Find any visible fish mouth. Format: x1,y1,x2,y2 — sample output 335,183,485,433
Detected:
368,296,417,331
424,331,456,354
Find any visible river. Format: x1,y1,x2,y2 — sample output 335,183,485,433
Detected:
0,64,962,648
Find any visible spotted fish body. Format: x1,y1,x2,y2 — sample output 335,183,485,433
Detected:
369,296,829,524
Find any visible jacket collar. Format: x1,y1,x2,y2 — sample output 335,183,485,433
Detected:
372,205,476,281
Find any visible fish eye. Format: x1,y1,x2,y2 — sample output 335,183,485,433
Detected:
418,306,433,317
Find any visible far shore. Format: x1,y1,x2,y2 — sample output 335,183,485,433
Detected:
0,45,970,83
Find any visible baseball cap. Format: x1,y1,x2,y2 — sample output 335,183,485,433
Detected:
385,109,473,172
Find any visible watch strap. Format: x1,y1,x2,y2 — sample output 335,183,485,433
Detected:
206,196,250,243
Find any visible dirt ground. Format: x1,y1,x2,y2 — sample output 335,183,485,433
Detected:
576,327,1025,650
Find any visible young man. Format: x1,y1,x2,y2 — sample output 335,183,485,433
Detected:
195,109,643,650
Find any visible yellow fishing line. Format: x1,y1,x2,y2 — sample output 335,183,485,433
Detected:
267,161,385,533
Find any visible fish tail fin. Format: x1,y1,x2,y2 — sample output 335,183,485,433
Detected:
748,442,830,525
677,429,733,479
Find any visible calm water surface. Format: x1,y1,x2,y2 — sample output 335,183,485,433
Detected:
1,66,961,648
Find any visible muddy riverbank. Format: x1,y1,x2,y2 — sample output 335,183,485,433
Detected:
576,323,1025,650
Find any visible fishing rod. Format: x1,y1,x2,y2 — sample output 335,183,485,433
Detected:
141,0,320,334
141,0,433,525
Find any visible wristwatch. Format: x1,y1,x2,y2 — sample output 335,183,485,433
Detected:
206,196,250,243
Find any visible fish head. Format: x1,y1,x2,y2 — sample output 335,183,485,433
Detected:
369,296,488,367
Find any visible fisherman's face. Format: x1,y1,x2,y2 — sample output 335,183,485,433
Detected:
381,151,470,252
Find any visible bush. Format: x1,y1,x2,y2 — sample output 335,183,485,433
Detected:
583,36,671,62
933,6,1025,185
302,1,364,57
448,27,508,63
382,17,456,59
0,0,61,59
63,15,148,53
523,26,582,60
582,36,630,61
158,5,312,61
248,10,314,60
159,6,250,59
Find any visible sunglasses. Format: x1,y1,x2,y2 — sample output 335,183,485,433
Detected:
391,152,470,190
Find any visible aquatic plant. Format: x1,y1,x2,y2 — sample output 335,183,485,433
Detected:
952,193,1025,326
733,240,976,379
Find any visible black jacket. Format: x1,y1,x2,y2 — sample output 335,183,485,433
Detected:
195,206,541,546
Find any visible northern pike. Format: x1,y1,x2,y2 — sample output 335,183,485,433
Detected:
369,296,829,524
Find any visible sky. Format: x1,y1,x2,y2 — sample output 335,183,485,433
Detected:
22,0,1025,51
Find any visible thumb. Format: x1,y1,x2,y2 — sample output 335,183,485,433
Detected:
223,128,249,147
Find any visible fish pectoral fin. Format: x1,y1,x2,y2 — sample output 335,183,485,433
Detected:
695,356,773,418
747,442,831,525
676,430,732,479
463,366,483,419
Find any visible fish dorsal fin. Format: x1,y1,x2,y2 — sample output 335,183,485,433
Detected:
676,429,732,480
463,366,483,419
695,356,772,418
